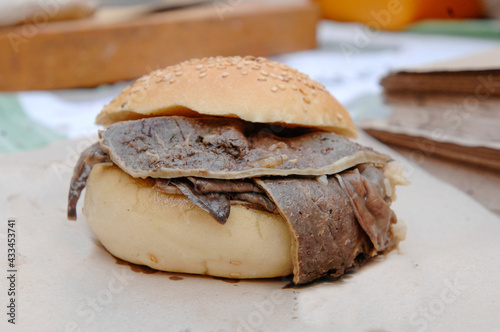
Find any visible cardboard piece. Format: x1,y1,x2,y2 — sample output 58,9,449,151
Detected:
381,44,500,97
362,45,500,171
401,45,500,72
1,134,499,331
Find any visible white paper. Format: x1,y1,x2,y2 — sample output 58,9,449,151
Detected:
1,133,499,331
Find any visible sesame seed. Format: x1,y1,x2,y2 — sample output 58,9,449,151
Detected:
303,96,311,104
252,65,261,70
269,73,277,79
169,79,176,84
337,113,344,120
195,64,204,70
257,76,267,81
175,71,183,76
260,70,269,76
230,272,241,278
217,63,226,69
278,83,286,90
208,63,216,68
265,62,275,67
271,86,279,92
199,72,207,78
280,64,288,70
241,70,248,75
222,72,229,78
299,88,307,95
161,73,173,81
291,84,298,90
236,63,243,69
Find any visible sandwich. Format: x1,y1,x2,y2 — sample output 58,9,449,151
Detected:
67,55,407,285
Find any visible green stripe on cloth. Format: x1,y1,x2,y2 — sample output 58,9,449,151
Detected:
0,94,65,153
408,19,500,39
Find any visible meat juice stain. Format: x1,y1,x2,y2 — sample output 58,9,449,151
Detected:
169,276,184,281
113,257,351,288
113,258,238,283
211,276,240,284
114,258,158,274
113,257,300,287
115,258,184,280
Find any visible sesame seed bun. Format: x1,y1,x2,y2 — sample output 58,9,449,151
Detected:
96,56,357,138
84,164,294,279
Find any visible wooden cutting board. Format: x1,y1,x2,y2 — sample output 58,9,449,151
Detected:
0,1,319,91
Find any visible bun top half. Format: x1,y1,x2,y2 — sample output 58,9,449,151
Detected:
96,56,357,137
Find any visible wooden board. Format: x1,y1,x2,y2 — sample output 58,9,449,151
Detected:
0,1,319,91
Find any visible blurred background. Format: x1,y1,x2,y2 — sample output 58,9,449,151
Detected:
1,0,499,214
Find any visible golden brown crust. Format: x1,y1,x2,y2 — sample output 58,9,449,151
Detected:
96,56,357,137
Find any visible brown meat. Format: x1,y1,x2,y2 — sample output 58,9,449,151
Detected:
230,192,277,214
99,116,389,179
170,180,231,224
187,177,264,194
154,178,277,223
153,179,182,195
67,143,110,220
336,167,398,252
255,176,376,285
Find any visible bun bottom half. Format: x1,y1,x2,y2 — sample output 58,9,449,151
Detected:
83,164,294,279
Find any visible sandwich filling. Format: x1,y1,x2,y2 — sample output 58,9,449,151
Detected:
68,115,403,284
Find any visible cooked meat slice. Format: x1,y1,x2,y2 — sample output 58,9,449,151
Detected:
67,143,110,220
170,180,231,224
187,177,264,194
153,179,182,195
154,178,277,222
230,192,277,214
99,116,389,179
336,167,398,252
255,165,399,285
255,176,376,285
